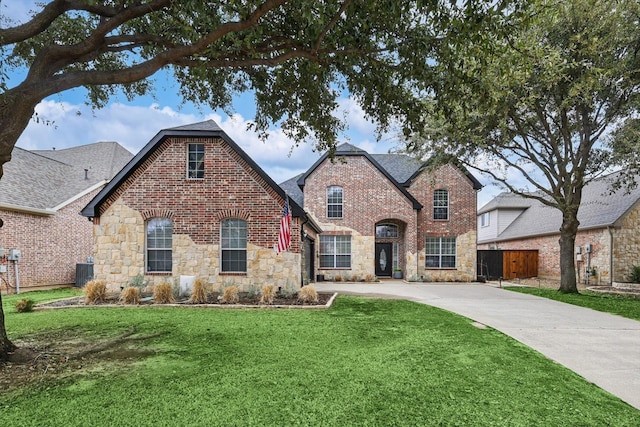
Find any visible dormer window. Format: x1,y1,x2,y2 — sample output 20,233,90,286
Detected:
187,143,204,179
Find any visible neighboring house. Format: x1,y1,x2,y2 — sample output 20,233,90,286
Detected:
477,173,640,285
281,143,482,282
81,120,481,291
0,142,133,291
81,120,321,291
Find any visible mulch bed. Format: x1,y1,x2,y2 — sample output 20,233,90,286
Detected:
37,291,336,309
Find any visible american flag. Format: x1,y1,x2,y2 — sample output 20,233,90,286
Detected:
276,196,291,254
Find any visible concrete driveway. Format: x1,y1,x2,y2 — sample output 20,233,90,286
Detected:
314,281,640,411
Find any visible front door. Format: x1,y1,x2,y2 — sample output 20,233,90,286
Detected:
375,243,392,277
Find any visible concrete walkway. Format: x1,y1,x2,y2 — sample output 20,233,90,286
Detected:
314,281,640,410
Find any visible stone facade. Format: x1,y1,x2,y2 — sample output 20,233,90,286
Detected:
612,200,640,284
304,156,478,282
90,134,307,292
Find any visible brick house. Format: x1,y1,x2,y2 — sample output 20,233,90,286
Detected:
82,120,481,290
0,142,133,291
281,143,482,282
477,172,640,286
81,120,321,291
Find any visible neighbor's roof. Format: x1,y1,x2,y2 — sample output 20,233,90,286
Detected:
481,172,640,242
80,120,311,225
0,142,133,214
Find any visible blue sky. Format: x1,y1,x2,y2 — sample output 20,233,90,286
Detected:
4,1,500,208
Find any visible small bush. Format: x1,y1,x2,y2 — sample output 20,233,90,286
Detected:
84,280,108,304
15,298,34,313
153,281,175,304
189,278,208,304
260,284,277,305
127,273,149,290
120,286,140,305
334,275,343,282
221,285,239,304
628,266,640,284
364,274,375,282
298,285,318,303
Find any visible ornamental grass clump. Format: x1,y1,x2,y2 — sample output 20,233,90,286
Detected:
153,281,175,304
260,284,277,305
120,286,140,305
84,279,108,304
189,278,208,304
14,298,34,313
298,285,318,303
221,285,239,304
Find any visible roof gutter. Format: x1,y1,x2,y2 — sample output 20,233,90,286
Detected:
0,202,56,216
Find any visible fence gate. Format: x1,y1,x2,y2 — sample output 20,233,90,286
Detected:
477,250,538,280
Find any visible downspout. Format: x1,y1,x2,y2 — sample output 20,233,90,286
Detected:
608,226,614,286
300,216,309,288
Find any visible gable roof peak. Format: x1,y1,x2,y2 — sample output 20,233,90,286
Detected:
165,119,222,132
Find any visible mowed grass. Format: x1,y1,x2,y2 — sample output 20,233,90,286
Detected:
2,291,639,426
506,287,640,321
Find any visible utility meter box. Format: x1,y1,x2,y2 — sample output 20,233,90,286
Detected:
8,249,21,261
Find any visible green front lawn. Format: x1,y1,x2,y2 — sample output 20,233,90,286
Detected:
506,287,640,321
1,291,638,426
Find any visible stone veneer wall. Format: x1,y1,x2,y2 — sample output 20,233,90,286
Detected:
93,200,300,291
612,201,640,284
415,229,477,282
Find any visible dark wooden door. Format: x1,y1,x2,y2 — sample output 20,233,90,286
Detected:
375,243,392,277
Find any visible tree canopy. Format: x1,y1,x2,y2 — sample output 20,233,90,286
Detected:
398,0,640,292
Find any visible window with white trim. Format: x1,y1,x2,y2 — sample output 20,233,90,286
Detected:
425,237,456,269
187,143,204,179
146,218,173,272
433,189,449,220
221,218,247,272
327,186,343,218
480,212,490,227
319,235,351,268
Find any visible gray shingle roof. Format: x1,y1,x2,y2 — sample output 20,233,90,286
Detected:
1,142,133,211
486,172,640,241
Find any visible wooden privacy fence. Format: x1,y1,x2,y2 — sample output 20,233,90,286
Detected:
477,250,539,280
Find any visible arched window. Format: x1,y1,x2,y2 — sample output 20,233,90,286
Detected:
433,189,449,220
221,218,247,272
376,224,398,238
146,218,173,272
327,186,343,218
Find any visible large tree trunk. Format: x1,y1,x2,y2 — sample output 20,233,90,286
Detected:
558,212,580,293
0,293,17,361
0,91,38,361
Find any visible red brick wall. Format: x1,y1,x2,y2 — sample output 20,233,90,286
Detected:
409,164,478,242
100,136,300,253
303,155,416,235
0,190,98,289
478,228,611,283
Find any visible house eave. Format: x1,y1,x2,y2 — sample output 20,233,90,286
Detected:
0,202,56,216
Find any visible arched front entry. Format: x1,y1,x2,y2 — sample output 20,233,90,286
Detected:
374,220,405,278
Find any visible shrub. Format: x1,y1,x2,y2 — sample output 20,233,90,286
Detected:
260,284,277,305
629,265,640,284
15,298,34,313
127,273,149,290
153,281,175,304
189,278,208,304
221,285,239,304
84,279,108,304
334,274,343,282
364,274,375,282
120,286,140,305
298,285,318,303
